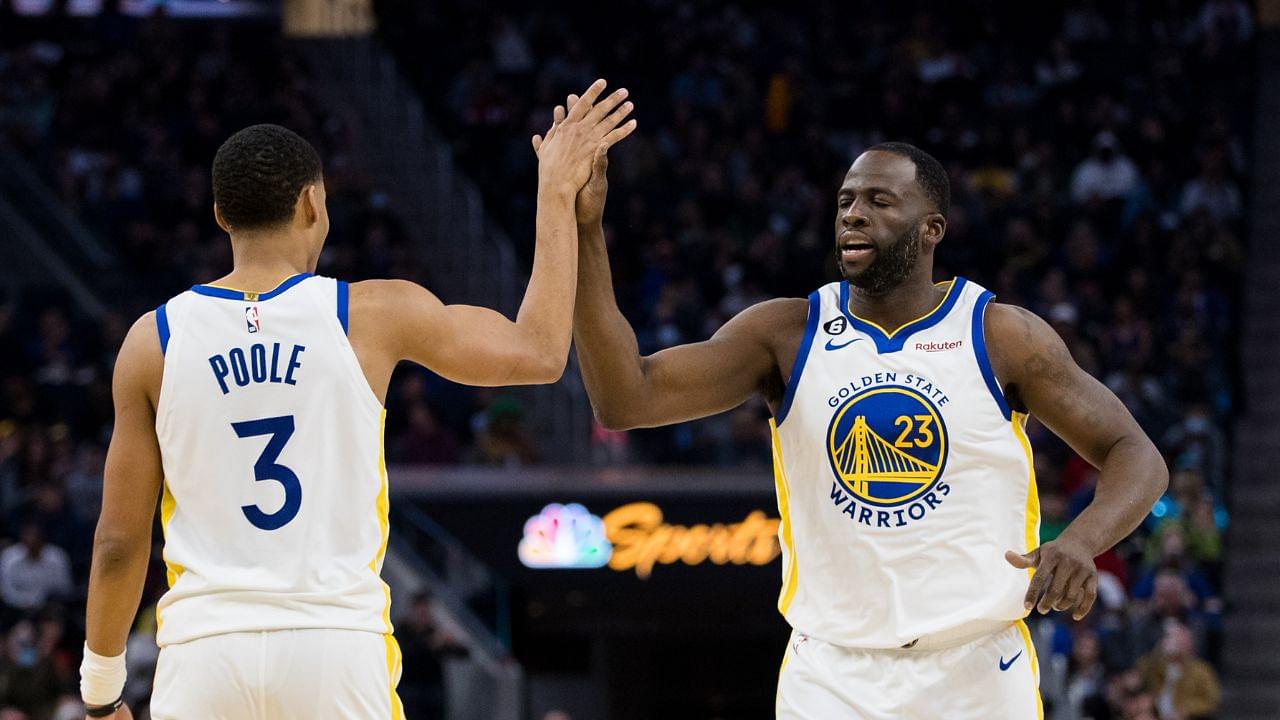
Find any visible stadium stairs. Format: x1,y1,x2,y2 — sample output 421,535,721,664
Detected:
0,139,115,314
1219,27,1280,720
295,38,594,464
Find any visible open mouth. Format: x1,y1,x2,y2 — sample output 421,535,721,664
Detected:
840,233,876,262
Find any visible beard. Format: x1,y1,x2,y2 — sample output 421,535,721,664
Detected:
840,224,923,296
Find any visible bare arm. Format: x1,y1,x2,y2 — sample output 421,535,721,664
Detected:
354,80,637,389
573,218,803,429
990,303,1168,619
86,313,165,656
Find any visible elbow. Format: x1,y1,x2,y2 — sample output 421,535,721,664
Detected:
592,403,639,432
526,351,567,385
92,528,149,573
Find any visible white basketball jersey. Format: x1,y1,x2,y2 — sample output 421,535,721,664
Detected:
769,277,1039,649
152,273,392,647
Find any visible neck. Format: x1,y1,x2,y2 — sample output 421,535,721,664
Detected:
217,230,315,289
846,266,947,333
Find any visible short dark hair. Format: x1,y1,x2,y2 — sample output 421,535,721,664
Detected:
866,142,950,217
212,124,322,231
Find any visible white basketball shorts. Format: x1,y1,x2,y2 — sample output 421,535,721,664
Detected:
150,628,404,720
776,621,1043,719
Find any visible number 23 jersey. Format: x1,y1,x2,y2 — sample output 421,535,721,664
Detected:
152,274,391,647
769,277,1039,648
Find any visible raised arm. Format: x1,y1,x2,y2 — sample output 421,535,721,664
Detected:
563,149,802,428
353,79,636,389
83,314,165,718
990,303,1169,620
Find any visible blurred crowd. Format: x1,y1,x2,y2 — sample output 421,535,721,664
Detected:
0,8,492,717
376,0,1250,717
0,0,1254,717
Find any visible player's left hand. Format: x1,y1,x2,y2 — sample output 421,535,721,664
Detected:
1005,537,1098,621
533,92,614,226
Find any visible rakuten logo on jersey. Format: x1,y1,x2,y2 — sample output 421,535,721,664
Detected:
914,340,963,352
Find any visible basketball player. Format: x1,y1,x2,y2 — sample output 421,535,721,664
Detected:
79,79,635,719
552,107,1168,717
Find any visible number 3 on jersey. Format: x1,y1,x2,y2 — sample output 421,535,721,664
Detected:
232,415,301,530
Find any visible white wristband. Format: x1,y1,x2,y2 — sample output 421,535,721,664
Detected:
80,643,127,707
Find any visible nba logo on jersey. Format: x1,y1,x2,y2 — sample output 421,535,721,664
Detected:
245,306,261,333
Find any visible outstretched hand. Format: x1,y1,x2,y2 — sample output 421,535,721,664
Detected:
534,92,617,226
1005,537,1099,621
531,79,635,197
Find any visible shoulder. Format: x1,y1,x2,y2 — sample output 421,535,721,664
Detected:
984,302,1065,359
114,311,164,402
983,302,1074,386
348,278,441,309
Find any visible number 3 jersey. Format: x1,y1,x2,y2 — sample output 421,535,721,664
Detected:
770,277,1039,649
152,273,391,647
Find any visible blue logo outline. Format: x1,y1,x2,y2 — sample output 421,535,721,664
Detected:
825,385,949,508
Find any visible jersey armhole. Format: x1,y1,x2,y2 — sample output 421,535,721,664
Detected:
337,281,350,335
156,303,171,355
774,290,821,426
972,291,1013,421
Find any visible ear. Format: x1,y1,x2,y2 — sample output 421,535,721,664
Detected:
213,203,232,233
299,184,320,226
922,212,947,249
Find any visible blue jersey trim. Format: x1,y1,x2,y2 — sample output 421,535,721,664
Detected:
156,303,170,356
336,280,350,335
838,277,967,354
191,273,313,301
775,291,821,426
972,290,1012,421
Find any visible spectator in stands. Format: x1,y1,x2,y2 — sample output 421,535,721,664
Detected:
398,590,469,720
1137,619,1221,720
1061,627,1110,720
0,522,72,615
0,620,62,720
1070,132,1140,206
472,396,538,467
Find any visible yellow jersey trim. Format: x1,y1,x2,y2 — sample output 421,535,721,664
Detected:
846,279,957,339
770,420,800,615
370,409,394,634
1011,412,1040,584
156,479,184,632
383,633,405,719
1016,619,1044,719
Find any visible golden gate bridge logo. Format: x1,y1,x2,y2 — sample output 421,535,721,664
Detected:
827,386,948,506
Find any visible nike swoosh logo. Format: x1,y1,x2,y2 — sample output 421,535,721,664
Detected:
824,338,862,351
999,650,1023,671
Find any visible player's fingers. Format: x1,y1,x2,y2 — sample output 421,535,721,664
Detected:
599,119,638,149
585,87,630,125
1022,558,1050,611
1035,560,1070,614
566,79,607,120
531,134,542,152
1005,549,1036,569
1049,566,1086,612
594,100,635,136
592,144,610,173
566,93,580,114
1074,574,1099,621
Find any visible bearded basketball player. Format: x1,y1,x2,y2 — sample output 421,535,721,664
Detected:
547,107,1168,719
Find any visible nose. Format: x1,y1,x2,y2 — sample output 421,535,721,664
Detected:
841,202,869,228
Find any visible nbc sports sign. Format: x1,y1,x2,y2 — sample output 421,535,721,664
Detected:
518,501,781,579
518,503,613,569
